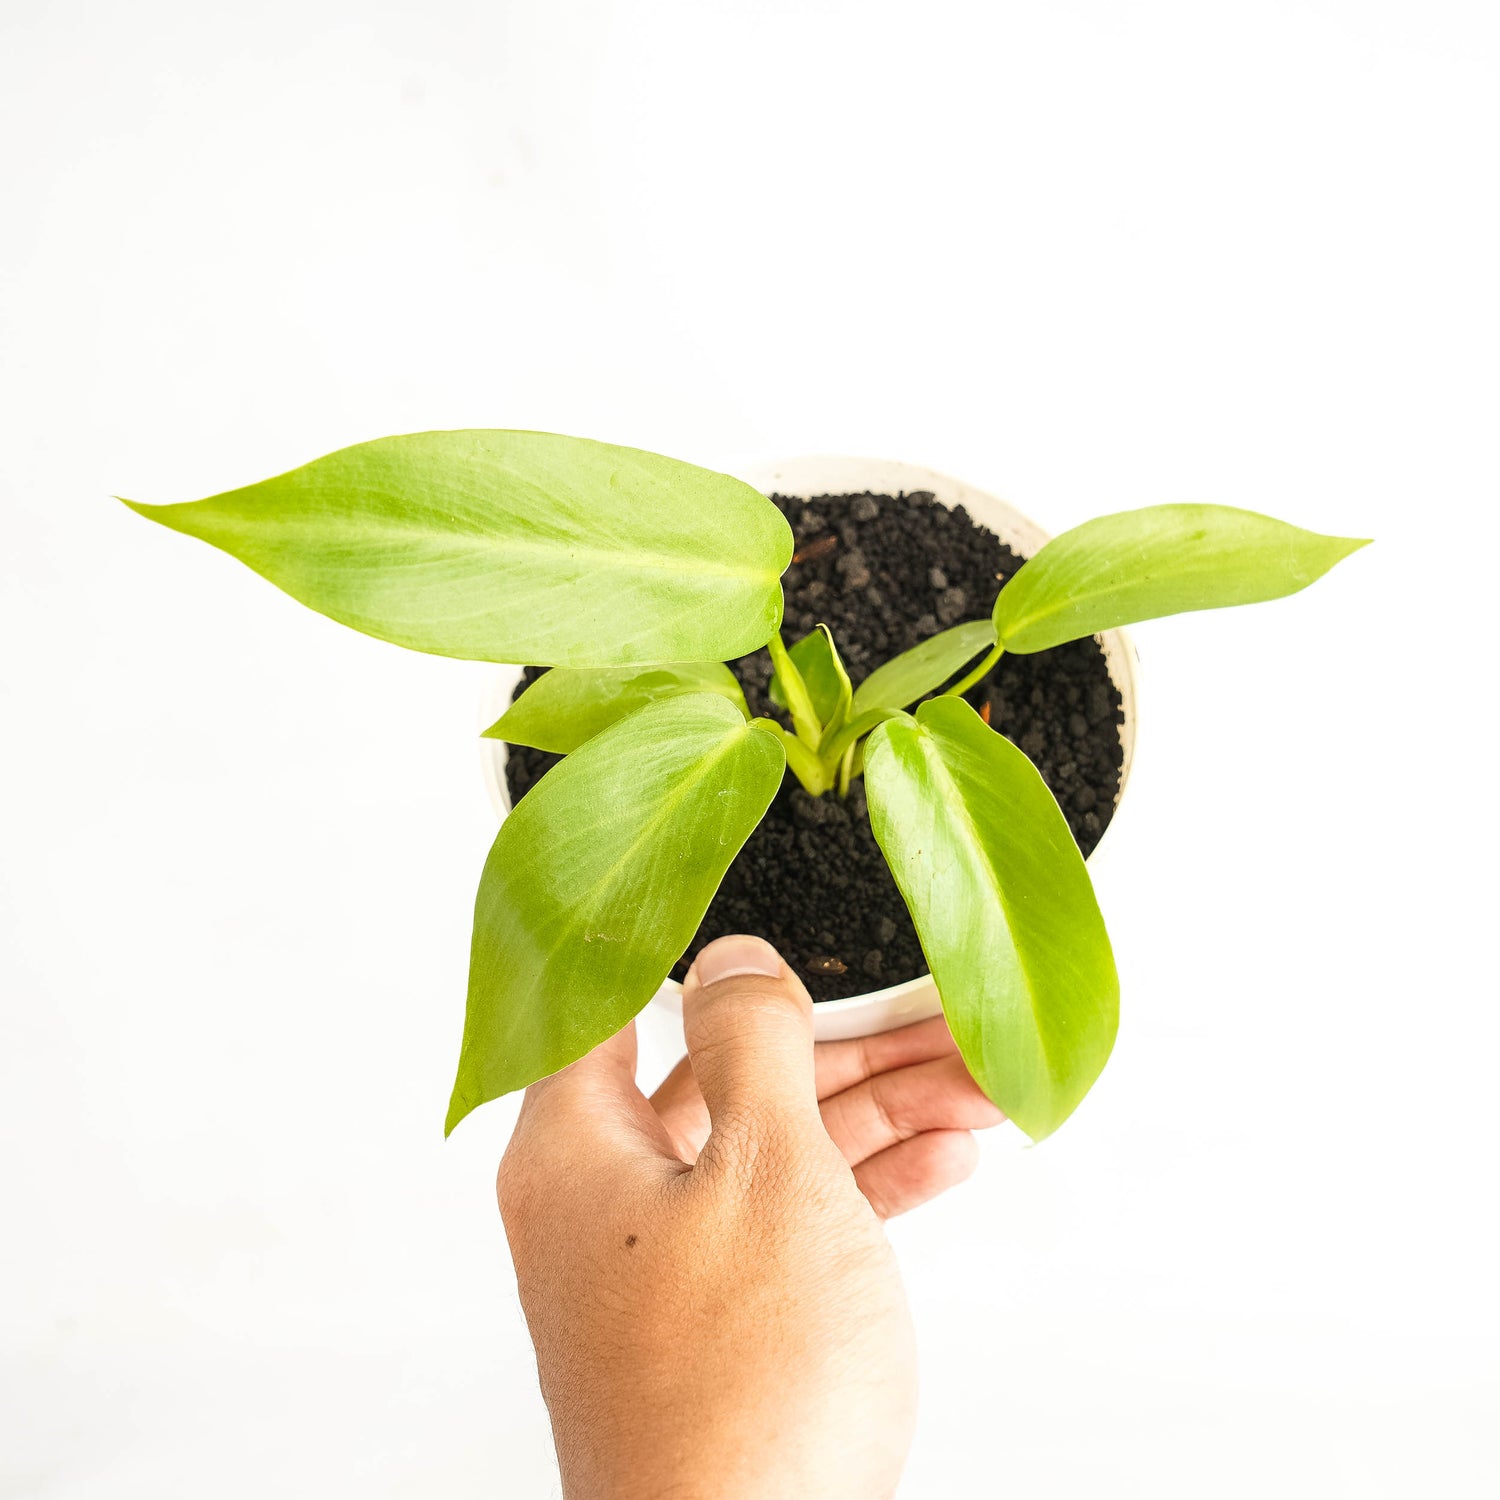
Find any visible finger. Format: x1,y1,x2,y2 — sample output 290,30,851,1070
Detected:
813,1015,960,1099
853,1129,980,1219
819,1053,1005,1167
649,1055,710,1160
680,935,820,1133
513,1022,680,1167
654,1019,989,1165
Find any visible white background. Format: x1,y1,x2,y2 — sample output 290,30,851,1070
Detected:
3,2,1497,1495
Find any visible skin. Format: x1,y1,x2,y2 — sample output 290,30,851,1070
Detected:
498,933,1004,1499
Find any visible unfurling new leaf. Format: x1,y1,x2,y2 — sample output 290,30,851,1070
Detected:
769,625,852,737
765,630,823,745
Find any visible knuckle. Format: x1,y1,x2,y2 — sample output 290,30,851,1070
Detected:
494,1143,535,1221
701,1109,830,1204
693,1100,766,1177
868,1072,911,1141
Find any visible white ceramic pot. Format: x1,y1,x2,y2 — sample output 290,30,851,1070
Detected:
479,456,1140,1043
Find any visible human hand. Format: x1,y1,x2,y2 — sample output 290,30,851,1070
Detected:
497,934,1002,1499
650,961,1003,1220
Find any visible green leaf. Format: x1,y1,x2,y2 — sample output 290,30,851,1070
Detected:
864,697,1118,1141
850,618,997,715
447,693,784,1132
992,504,1369,653
484,662,748,754
122,430,793,668
770,626,852,733
766,631,822,744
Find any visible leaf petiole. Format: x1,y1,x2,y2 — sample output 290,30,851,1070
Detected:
752,717,833,795
942,642,1003,700
820,706,898,767
836,739,857,797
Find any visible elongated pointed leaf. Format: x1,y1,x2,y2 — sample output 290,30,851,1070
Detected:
993,504,1369,653
850,618,997,715
123,430,793,668
484,662,748,754
770,625,851,732
865,697,1118,1141
447,693,784,1132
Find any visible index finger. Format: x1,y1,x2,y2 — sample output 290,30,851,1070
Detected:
511,1021,684,1172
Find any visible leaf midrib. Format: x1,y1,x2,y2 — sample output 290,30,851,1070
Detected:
205,511,781,586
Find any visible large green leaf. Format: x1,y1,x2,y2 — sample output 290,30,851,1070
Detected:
447,692,785,1132
850,618,997,715
484,662,748,754
993,504,1369,653
769,625,852,732
123,430,793,667
864,697,1118,1140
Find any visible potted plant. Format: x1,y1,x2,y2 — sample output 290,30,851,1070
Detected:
125,431,1366,1141
479,456,1146,1051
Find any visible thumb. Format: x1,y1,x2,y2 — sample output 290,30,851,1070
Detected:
680,935,819,1133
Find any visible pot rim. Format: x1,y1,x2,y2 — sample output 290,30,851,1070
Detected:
478,453,1140,1024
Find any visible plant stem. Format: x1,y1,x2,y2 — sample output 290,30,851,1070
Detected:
753,718,831,796
836,740,857,797
821,707,895,765
943,642,1003,700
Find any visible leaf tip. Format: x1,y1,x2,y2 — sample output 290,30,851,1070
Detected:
444,1089,473,1138
1309,532,1372,580
118,494,191,532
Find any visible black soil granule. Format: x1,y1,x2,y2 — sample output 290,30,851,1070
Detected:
502,491,1124,1001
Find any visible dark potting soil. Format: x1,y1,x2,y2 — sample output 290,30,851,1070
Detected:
502,491,1124,1001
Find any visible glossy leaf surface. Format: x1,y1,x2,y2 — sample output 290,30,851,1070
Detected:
993,504,1368,653
865,697,1118,1140
850,618,997,715
447,693,784,1132
484,662,748,754
123,430,793,667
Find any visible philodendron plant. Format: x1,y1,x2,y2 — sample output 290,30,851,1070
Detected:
126,431,1367,1140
